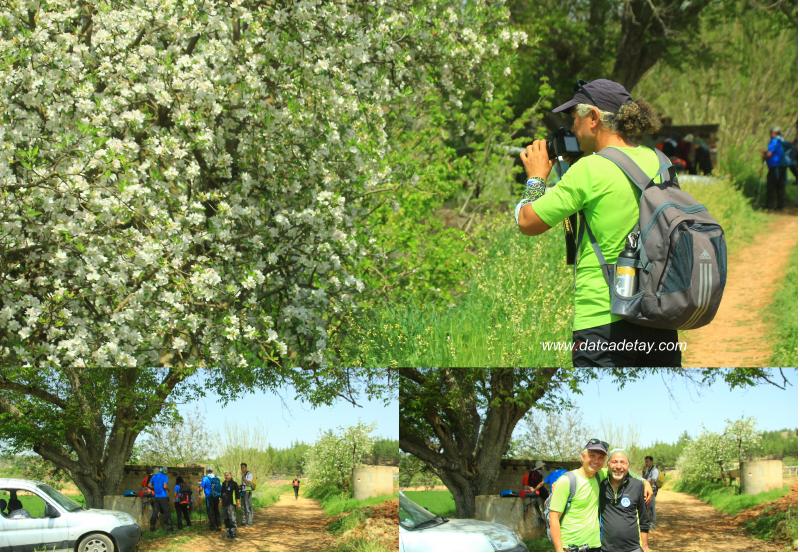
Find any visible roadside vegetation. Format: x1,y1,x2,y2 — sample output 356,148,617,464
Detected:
674,481,789,514
302,424,399,552
768,247,798,366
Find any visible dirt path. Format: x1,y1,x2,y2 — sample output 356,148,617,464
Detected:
684,213,797,366
648,489,787,552
140,492,336,552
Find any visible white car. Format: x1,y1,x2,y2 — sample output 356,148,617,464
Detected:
400,492,527,552
0,478,141,552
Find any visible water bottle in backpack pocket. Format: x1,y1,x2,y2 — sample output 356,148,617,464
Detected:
584,147,727,330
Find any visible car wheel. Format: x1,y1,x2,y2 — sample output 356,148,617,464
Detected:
77,533,115,552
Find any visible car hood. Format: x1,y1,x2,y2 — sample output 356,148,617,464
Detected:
80,508,138,526
412,518,521,551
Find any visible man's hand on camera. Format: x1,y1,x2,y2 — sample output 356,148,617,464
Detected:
520,139,553,179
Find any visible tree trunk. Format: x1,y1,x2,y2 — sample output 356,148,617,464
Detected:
400,369,556,518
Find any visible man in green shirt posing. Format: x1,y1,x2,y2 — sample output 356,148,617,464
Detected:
549,439,608,552
549,439,652,552
516,79,681,367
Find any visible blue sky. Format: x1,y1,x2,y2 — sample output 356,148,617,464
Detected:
176,385,398,450
521,368,798,446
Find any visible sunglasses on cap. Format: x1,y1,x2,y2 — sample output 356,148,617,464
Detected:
574,79,599,109
585,438,609,450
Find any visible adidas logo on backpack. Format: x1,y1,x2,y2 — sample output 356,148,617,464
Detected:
581,147,727,330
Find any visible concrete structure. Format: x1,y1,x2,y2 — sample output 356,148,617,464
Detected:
475,495,542,539
740,460,783,495
491,459,581,491
103,496,153,528
472,459,583,539
105,464,206,527
352,464,399,500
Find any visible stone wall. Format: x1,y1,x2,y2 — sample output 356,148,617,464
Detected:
741,460,783,495
113,464,206,514
474,495,544,539
352,464,399,500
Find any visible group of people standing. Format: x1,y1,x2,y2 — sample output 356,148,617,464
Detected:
523,440,662,552
141,462,256,539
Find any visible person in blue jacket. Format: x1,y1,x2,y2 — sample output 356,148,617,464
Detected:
763,126,786,210
149,467,174,532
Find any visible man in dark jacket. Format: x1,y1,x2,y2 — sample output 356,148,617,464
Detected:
220,472,241,539
600,450,650,552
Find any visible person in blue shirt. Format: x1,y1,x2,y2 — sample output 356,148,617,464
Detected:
763,126,786,210
201,468,221,531
149,467,174,532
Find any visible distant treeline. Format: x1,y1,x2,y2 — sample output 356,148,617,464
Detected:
639,428,798,469
1,438,399,488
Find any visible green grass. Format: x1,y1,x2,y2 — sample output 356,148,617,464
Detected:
252,483,292,509
308,485,395,517
341,213,574,367
768,246,798,366
525,536,555,552
676,480,790,514
308,485,397,552
742,502,798,550
403,490,456,517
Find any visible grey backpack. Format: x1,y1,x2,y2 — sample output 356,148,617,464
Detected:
580,147,727,329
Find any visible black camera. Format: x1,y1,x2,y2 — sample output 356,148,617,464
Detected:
546,127,583,161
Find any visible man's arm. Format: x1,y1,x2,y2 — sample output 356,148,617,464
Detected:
518,204,552,236
549,510,564,552
643,479,653,504
637,482,651,552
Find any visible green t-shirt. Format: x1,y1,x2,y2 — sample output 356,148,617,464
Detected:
532,146,661,331
549,468,609,549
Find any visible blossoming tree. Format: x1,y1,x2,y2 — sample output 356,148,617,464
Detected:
0,0,525,369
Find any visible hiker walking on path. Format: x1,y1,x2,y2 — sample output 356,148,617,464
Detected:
150,467,174,532
642,456,660,529
601,450,650,552
174,476,192,530
221,471,241,539
202,468,222,531
292,477,301,500
763,126,786,210
516,78,687,367
239,462,255,526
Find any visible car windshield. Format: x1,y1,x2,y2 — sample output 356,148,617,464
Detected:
399,493,445,530
37,484,83,512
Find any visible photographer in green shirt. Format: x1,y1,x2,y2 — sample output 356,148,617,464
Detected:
516,78,681,367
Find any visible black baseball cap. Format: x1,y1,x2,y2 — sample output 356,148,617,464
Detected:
584,438,609,454
553,79,633,114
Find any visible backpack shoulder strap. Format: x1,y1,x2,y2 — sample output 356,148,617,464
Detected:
561,471,578,520
596,147,654,192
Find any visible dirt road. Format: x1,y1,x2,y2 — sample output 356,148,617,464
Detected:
140,492,336,552
648,489,788,552
684,213,798,366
